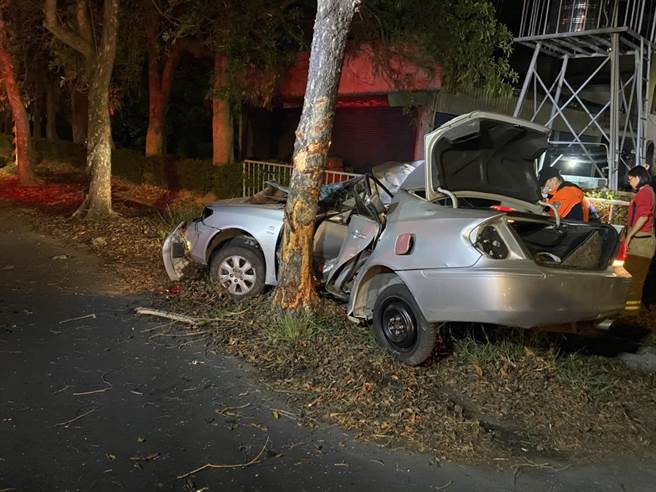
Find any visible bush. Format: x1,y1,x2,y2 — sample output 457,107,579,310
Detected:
29,136,244,200
0,133,12,162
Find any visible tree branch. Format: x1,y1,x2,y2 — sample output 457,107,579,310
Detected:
43,0,92,58
98,0,119,67
76,0,93,45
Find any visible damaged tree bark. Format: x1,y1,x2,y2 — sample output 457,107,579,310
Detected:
0,1,36,186
45,0,119,219
272,0,359,311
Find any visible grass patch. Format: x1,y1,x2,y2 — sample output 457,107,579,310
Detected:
451,325,554,369
556,353,618,401
267,311,328,344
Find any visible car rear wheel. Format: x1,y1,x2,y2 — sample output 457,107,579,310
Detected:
372,284,436,366
210,243,265,300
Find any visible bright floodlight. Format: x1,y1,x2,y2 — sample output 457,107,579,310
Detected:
565,158,579,169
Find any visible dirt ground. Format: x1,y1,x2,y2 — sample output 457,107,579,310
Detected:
2,169,655,469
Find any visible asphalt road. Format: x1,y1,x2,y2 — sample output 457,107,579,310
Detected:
1,205,655,492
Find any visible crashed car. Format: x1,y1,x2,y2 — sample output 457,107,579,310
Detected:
163,111,631,365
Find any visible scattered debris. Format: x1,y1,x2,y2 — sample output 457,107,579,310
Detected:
51,385,70,395
129,452,160,462
218,403,251,417
55,408,96,428
176,436,269,479
135,307,200,326
58,313,97,325
73,373,113,396
135,306,241,327
434,480,454,491
51,255,69,261
92,237,108,248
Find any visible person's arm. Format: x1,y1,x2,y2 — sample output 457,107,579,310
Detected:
626,215,649,243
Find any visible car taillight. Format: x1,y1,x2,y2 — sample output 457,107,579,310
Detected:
474,225,508,259
490,205,514,212
612,240,627,268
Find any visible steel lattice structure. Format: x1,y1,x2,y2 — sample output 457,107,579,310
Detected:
514,0,656,189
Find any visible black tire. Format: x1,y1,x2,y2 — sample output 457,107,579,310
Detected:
209,243,266,300
372,284,436,366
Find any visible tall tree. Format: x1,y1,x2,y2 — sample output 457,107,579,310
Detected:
143,1,184,157
273,0,359,311
358,0,516,96
0,0,36,186
196,0,306,165
45,0,120,219
212,54,232,165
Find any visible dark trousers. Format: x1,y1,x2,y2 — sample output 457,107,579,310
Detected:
625,254,653,314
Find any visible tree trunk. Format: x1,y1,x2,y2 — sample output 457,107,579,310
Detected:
79,1,119,219
272,0,359,311
71,87,88,144
0,5,36,186
46,78,58,140
45,0,120,220
145,41,181,156
212,54,233,166
32,92,44,138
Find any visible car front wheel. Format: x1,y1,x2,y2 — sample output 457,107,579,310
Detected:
372,284,436,366
210,243,265,300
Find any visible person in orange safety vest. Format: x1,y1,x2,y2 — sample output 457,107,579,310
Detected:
538,166,598,223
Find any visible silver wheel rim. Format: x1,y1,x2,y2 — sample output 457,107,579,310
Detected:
218,255,256,295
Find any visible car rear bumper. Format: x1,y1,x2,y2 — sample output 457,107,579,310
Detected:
397,265,632,328
162,222,189,281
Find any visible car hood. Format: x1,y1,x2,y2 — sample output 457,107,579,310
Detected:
425,112,550,204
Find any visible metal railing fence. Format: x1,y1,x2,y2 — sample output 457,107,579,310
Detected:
242,160,360,197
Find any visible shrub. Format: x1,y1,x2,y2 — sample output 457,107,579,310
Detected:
29,135,244,200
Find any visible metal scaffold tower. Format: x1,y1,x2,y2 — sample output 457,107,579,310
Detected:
514,0,656,189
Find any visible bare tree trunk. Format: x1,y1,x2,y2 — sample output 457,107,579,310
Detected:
272,0,359,311
46,78,58,139
71,87,88,144
212,54,233,166
0,3,36,186
145,18,181,157
45,0,119,219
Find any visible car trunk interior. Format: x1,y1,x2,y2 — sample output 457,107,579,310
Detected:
508,216,619,270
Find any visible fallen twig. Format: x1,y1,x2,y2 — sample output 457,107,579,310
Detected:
73,373,113,396
135,307,197,325
217,402,251,416
513,461,570,485
435,480,453,491
51,385,71,395
135,307,241,327
58,313,96,325
55,408,95,427
149,330,208,339
271,408,299,420
176,435,269,479
129,452,160,462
